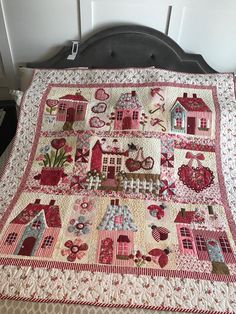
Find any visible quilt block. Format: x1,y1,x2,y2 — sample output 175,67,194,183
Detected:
0,68,236,313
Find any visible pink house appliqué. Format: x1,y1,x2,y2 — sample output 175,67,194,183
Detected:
97,199,137,266
56,92,88,122
0,199,61,257
174,207,235,274
114,91,142,130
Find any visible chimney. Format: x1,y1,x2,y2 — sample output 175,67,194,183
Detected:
183,93,187,98
193,93,197,98
181,208,186,218
49,200,56,206
131,91,136,97
34,199,40,204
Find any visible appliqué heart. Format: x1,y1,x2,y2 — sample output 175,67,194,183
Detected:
125,158,141,172
141,157,154,170
89,117,105,128
95,88,109,101
91,102,107,113
51,138,66,150
178,165,214,193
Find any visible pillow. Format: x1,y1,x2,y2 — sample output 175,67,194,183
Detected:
18,66,34,92
18,66,89,92
9,89,23,118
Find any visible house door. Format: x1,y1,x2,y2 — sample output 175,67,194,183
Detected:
206,239,224,262
107,166,115,179
18,237,37,256
187,117,196,134
122,117,132,130
66,107,75,122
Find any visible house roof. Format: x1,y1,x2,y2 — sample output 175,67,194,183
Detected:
175,96,211,112
98,204,138,231
115,91,142,109
92,140,129,156
11,201,62,228
59,93,88,102
174,211,195,224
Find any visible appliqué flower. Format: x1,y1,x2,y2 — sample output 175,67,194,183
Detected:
68,216,91,235
61,238,88,262
74,197,94,214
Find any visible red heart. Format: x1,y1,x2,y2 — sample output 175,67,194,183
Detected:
142,157,154,170
178,165,214,193
125,158,141,172
51,138,66,150
95,88,109,101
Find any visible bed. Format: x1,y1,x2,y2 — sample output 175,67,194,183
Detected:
1,25,235,314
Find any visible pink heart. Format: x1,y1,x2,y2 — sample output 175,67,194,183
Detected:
89,116,105,128
51,138,66,150
95,88,109,101
92,102,107,113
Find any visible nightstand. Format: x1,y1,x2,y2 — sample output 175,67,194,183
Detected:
0,100,17,156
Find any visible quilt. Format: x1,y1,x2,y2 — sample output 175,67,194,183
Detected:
0,68,236,314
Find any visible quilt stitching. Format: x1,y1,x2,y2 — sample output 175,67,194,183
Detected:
0,69,236,313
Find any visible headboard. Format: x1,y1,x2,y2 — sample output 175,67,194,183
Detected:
28,25,216,74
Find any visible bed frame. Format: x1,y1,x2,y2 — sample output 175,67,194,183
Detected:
28,25,216,74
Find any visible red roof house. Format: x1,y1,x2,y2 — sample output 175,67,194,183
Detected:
170,93,212,137
56,92,88,122
0,199,61,258
90,140,129,181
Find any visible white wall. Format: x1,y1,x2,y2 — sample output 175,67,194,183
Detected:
0,0,236,98
0,0,80,94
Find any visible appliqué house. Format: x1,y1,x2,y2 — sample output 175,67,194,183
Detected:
170,93,212,137
56,92,88,122
0,199,61,257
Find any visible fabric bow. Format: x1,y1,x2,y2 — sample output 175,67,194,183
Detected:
185,152,205,168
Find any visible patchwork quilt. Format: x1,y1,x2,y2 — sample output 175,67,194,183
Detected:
0,68,236,314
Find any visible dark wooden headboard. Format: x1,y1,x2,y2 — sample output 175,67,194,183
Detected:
28,25,216,74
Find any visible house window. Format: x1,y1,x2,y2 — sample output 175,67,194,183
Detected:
102,165,107,172
182,239,193,249
200,118,207,128
77,104,84,112
41,236,54,248
117,235,130,256
133,111,138,120
208,206,214,215
32,220,41,229
117,242,129,256
180,227,190,237
103,157,108,164
219,236,232,253
175,107,182,113
110,158,115,164
196,235,207,251
117,111,123,120
117,158,122,165
114,215,123,225
59,103,66,111
176,118,182,128
117,166,121,173
5,232,17,245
